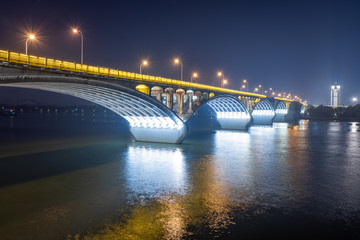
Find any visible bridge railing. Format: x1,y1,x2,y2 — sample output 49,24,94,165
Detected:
0,49,296,102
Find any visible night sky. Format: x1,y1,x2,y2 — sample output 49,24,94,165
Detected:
1,0,360,105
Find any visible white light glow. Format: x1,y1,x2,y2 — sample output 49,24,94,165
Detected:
216,112,251,119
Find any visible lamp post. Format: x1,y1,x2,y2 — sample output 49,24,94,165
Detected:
72,28,84,64
218,72,225,87
174,58,183,81
25,34,35,55
140,60,148,74
191,72,198,83
254,87,258,93
221,79,228,88
243,79,248,92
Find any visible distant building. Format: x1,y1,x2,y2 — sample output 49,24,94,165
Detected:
330,80,341,107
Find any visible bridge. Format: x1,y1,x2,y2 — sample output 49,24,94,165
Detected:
0,49,305,143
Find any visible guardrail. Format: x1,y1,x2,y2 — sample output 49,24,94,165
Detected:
0,49,295,101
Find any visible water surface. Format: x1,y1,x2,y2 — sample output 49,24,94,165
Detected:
0,114,359,239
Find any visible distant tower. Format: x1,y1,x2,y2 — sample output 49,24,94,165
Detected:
330,78,341,106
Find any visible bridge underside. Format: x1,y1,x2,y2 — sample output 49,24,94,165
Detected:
205,96,251,130
1,79,188,144
251,99,276,125
273,101,288,122
0,71,304,143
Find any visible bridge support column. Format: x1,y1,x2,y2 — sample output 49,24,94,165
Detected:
130,126,188,144
175,89,185,118
165,88,174,110
285,102,301,122
151,86,163,102
183,90,194,121
195,91,202,107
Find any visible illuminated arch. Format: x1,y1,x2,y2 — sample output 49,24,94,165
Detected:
251,99,275,125
273,101,288,122
135,84,150,95
275,101,288,114
0,75,187,143
191,95,251,129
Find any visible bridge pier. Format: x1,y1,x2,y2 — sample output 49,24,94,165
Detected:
130,125,188,144
217,117,251,130
273,113,286,122
285,102,302,122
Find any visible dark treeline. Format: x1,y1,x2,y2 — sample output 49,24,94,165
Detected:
305,104,360,121
0,104,119,118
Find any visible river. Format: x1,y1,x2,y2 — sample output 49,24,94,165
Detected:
0,112,359,239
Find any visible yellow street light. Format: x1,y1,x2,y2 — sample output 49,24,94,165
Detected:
191,72,198,83
217,71,225,87
140,60,148,74
72,28,84,64
174,58,183,81
25,34,36,55
243,79,248,91
221,79,228,88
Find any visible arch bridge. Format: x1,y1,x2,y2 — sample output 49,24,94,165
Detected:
0,50,304,143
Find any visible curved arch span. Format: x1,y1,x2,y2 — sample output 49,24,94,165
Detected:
0,75,187,143
273,101,288,122
251,99,275,125
190,95,251,130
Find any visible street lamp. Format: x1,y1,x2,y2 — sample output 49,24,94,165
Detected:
174,58,183,81
140,60,148,74
352,97,358,103
221,79,228,88
258,85,262,94
243,79,248,92
25,34,35,55
72,28,84,64
191,72,198,83
254,87,258,93
218,71,225,87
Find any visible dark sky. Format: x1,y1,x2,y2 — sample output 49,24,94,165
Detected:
1,0,360,105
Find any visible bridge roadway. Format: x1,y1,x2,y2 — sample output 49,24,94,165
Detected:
0,50,305,143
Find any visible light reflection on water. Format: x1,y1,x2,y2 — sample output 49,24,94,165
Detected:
125,145,187,199
0,117,360,239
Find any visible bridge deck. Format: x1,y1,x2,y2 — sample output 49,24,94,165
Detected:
0,49,294,102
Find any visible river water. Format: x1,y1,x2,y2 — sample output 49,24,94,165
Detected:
0,112,360,239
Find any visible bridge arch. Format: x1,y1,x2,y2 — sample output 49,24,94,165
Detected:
273,101,288,122
190,95,251,130
251,99,276,125
0,75,187,143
